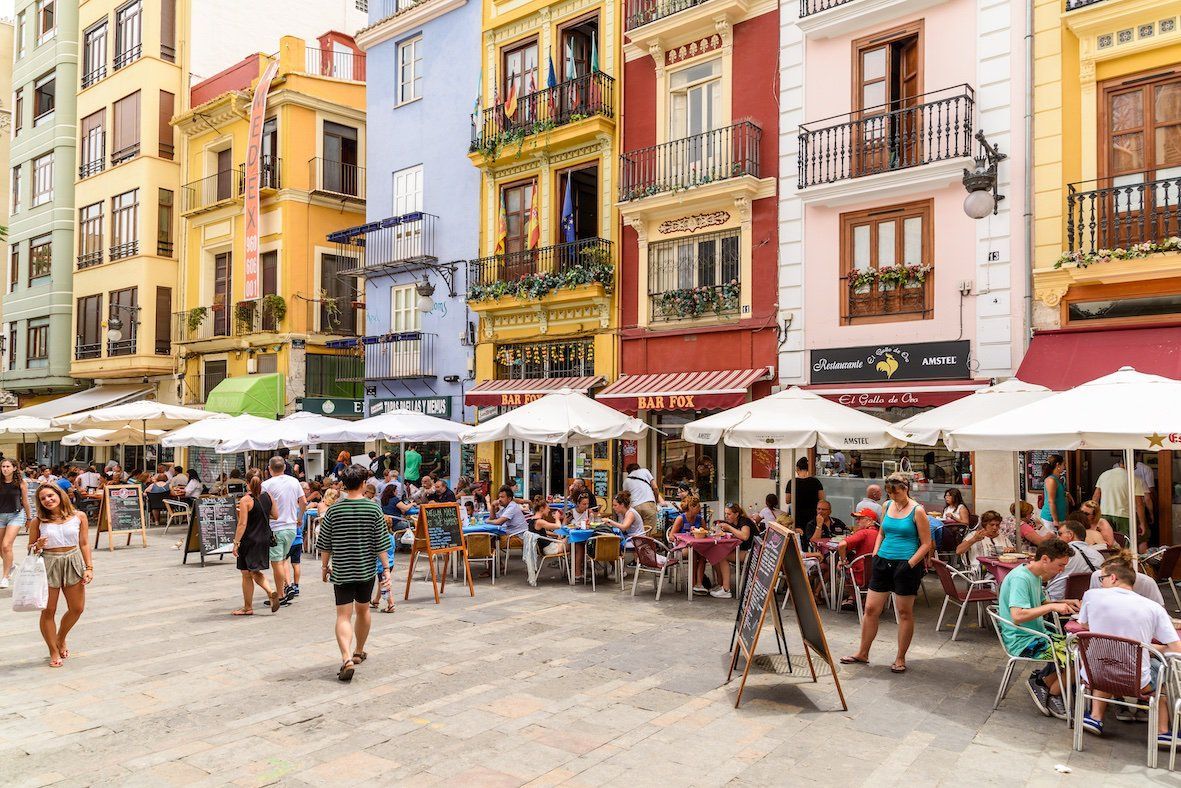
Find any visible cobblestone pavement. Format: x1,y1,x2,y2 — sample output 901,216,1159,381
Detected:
0,532,1174,786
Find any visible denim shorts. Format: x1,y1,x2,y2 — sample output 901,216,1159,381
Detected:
0,511,26,528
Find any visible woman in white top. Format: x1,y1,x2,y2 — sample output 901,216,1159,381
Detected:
28,483,93,668
565,493,593,581
941,488,971,525
603,491,644,547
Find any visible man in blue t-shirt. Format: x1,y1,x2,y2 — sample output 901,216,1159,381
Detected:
997,537,1078,720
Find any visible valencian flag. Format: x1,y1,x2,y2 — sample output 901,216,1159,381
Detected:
527,181,541,250
495,190,508,256
565,39,579,110
560,177,576,245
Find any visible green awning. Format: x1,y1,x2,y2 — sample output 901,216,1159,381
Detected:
205,374,284,419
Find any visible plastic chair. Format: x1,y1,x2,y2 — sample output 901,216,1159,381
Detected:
1154,546,1181,613
464,532,497,585
937,523,966,563
932,558,998,641
1064,572,1092,602
985,605,1072,725
629,535,681,601
161,499,191,534
585,534,624,591
1166,654,1181,771
1071,631,1167,768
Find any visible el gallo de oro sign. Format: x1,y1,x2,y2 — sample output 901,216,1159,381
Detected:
809,341,971,385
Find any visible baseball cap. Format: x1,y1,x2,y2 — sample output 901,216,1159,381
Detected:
852,507,879,523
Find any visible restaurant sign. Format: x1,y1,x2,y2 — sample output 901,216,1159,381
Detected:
810,341,971,384
296,397,364,418
368,397,451,418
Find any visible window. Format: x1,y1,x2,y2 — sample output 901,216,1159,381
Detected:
26,320,48,368
16,12,26,59
28,234,52,283
202,359,227,401
33,74,54,123
256,353,278,375
108,287,138,355
305,353,362,398
557,165,599,241
11,165,21,214
78,202,104,268
261,118,279,188
319,254,357,335
390,284,421,333
502,40,539,106
259,250,279,330
669,59,722,140
158,91,175,159
499,180,536,259
114,1,143,69
215,148,233,201
111,189,139,259
559,16,598,82
76,294,103,360
157,189,174,256
82,21,108,87
852,25,921,175
213,252,231,336
7,325,16,370
322,122,359,195
8,247,18,294
647,228,740,321
397,36,422,104
154,287,172,354
497,339,595,379
35,0,55,43
32,153,53,206
14,89,22,135
839,200,932,324
112,91,141,163
160,0,176,62
393,164,423,215
80,110,106,178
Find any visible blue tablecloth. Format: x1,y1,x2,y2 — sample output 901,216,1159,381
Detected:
463,524,506,536
556,527,621,544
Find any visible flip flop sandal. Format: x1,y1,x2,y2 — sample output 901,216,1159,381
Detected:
352,652,367,664
369,601,379,608
269,592,280,613
383,604,396,613
49,657,63,668
59,648,70,659
231,609,254,616
891,664,908,674
839,656,869,665
338,660,355,682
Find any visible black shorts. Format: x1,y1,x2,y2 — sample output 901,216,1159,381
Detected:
287,542,302,564
868,556,925,596
332,578,376,606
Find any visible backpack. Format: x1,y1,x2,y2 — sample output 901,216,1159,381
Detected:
585,525,616,559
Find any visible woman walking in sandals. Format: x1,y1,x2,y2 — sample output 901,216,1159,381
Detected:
232,472,280,616
27,483,93,668
841,475,932,674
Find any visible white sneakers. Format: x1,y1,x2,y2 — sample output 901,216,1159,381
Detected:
709,586,732,598
0,574,9,589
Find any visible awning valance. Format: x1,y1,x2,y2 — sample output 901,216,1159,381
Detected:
1016,325,1181,390
804,380,990,409
465,376,604,407
597,368,768,414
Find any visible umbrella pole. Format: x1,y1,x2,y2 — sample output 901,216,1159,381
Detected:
790,448,797,532
1125,448,1136,550
1013,452,1023,553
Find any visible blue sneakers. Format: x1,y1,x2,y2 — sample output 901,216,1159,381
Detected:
1081,714,1103,736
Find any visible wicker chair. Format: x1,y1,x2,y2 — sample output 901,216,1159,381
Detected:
585,534,624,591
465,532,497,585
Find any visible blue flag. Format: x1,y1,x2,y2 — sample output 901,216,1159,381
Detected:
560,177,575,244
547,52,558,90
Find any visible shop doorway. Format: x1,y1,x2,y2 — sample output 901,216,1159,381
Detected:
1072,450,1169,547
503,440,591,500
651,411,724,512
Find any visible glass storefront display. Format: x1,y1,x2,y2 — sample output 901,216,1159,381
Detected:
654,412,719,502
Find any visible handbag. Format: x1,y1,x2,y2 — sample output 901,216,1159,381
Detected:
12,554,49,613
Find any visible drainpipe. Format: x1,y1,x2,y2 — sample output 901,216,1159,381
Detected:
1023,0,1035,346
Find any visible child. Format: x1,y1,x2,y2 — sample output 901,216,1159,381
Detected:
371,528,398,613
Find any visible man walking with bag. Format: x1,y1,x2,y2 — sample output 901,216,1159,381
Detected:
623,462,663,537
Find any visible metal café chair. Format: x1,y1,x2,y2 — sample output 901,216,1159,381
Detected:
931,558,997,641
985,604,1072,726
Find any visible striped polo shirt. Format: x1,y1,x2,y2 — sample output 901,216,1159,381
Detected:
315,497,387,584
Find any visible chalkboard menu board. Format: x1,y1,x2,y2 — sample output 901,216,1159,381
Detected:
196,495,240,557
107,485,145,532
421,502,463,552
781,535,827,667
737,525,786,656
1021,450,1066,495
593,469,608,498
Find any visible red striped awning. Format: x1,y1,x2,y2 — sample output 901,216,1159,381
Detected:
598,368,769,414
464,376,604,407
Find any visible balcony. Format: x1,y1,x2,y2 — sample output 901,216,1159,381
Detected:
470,73,615,159
108,338,136,357
798,85,974,195
620,122,761,202
111,143,140,166
1065,0,1105,9
305,46,366,82
113,44,142,71
336,333,437,381
241,155,281,192
74,341,101,361
647,228,740,322
624,0,712,30
1066,172,1181,256
182,169,243,214
79,133,105,178
110,241,139,261
328,213,439,275
468,237,614,300
795,0,949,38
173,309,223,343
81,65,106,89
310,159,364,201
77,251,103,270
844,278,931,323
231,298,286,335
799,0,851,16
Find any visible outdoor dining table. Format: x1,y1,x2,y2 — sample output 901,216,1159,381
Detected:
977,555,1030,586
672,532,740,601
1064,618,1181,643
815,538,842,610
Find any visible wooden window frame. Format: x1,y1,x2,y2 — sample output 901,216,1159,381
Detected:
1098,66,1181,181
498,177,536,257
501,36,540,98
1061,278,1181,328
851,21,924,114
839,199,934,325
557,11,599,83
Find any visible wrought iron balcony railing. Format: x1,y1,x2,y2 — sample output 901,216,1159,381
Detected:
1066,172,1181,255
310,158,364,200
79,132,105,178
328,213,439,274
108,338,136,357
798,85,975,188
74,341,101,361
182,169,243,213
471,72,614,153
240,155,282,191
799,0,855,16
1065,0,1106,9
339,332,437,381
468,237,613,297
113,44,142,71
620,121,761,201
173,309,221,343
624,0,710,30
305,46,366,81
77,251,103,270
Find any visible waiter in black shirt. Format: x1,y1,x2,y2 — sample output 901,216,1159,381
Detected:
784,457,825,540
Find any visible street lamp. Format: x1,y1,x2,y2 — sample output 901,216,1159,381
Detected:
962,130,1007,219
106,304,141,343
416,276,436,314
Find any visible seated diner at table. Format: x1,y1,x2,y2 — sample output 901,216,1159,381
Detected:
1065,510,1104,548
806,500,846,545
395,475,433,514
602,491,645,548
754,493,786,526
1047,519,1105,601
669,496,708,592
1087,548,1164,605
715,502,756,590
1003,500,1053,546
565,492,592,528
1078,500,1116,548
836,507,880,604
487,485,529,537
1077,561,1181,745
529,497,565,556
940,488,971,525
996,537,1077,719
955,510,1013,572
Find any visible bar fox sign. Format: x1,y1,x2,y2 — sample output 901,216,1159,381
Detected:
810,341,971,384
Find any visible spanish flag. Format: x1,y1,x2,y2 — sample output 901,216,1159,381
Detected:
503,77,519,120
495,190,508,256
527,180,540,250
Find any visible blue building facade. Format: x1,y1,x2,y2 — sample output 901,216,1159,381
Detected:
342,0,481,483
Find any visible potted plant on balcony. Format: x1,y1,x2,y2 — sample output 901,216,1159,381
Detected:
186,306,208,334
260,294,287,324
234,301,256,333
318,288,343,330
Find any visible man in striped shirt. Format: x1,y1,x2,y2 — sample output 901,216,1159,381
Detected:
317,466,391,682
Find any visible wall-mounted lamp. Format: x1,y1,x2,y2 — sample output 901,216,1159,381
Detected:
962,130,1007,219
416,276,437,314
106,303,142,343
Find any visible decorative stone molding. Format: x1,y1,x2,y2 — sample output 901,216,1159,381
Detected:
649,43,665,78
666,34,723,66
733,195,752,223
623,215,648,244
714,18,733,52
1036,284,1069,308
658,211,731,235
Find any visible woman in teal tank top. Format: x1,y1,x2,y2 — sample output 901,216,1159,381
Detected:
1038,455,1070,525
841,475,933,674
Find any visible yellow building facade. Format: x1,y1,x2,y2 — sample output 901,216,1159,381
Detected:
1031,0,1181,323
172,35,367,416
466,0,621,499
69,0,189,393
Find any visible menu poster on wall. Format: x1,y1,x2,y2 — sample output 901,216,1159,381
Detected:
622,440,638,464
593,469,609,498
751,449,777,480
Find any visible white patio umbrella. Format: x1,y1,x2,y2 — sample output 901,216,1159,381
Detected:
888,379,1052,446
945,367,1181,544
160,413,276,449
214,411,353,453
460,389,649,447
308,409,466,444
51,401,214,471
62,427,166,447
0,416,63,462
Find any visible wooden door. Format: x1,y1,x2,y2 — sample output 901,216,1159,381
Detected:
500,180,534,279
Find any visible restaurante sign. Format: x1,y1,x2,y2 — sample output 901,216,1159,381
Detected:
810,341,970,384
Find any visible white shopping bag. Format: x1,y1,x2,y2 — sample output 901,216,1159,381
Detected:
11,555,48,612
